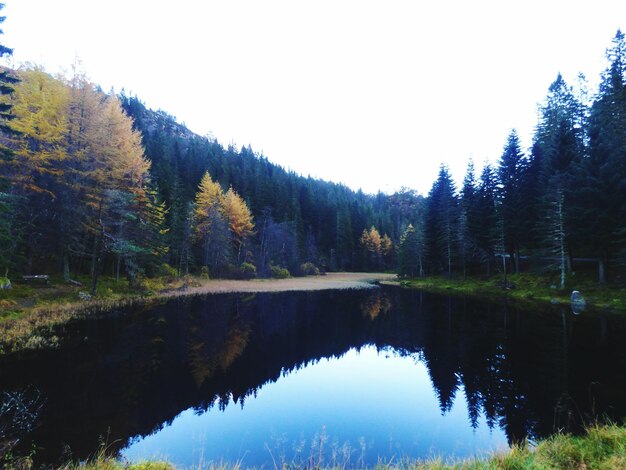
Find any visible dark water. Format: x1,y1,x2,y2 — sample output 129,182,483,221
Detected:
1,286,626,467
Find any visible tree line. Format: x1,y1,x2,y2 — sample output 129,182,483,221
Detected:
0,65,423,290
1,13,625,289
398,30,626,286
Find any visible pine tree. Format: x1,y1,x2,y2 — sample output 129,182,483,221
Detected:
474,164,498,275
425,165,457,275
497,130,526,274
533,74,585,285
581,30,626,283
398,224,422,278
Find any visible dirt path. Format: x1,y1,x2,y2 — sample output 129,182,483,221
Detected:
162,272,396,296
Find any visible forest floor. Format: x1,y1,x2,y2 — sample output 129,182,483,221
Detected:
0,272,394,354
388,272,626,313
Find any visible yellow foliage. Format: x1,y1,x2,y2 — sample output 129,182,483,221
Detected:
194,171,225,238
381,234,393,256
195,172,224,214
223,187,254,241
4,66,70,195
361,226,381,254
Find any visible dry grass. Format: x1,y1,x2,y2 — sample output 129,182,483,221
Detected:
0,273,393,355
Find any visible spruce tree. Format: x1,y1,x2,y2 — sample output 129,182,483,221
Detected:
425,165,457,275
581,30,626,283
497,130,526,274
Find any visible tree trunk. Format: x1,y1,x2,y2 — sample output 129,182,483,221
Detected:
91,237,101,296
598,258,606,286
115,254,121,281
91,201,104,296
63,250,70,282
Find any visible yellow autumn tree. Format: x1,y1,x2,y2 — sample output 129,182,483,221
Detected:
194,171,225,238
360,226,393,271
222,187,254,262
193,171,229,272
5,66,69,196
360,226,382,254
381,234,393,256
79,93,155,293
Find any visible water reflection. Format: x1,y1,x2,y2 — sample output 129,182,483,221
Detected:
0,287,625,466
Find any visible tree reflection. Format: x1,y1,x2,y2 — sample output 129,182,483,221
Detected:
1,287,626,465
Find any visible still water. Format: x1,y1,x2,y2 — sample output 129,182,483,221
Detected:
1,286,626,467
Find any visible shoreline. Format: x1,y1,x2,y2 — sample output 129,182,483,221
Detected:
158,272,396,296
0,273,395,354
389,274,626,313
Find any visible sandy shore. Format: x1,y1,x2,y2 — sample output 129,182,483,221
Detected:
161,272,397,296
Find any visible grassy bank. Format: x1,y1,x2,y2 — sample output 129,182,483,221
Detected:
394,272,626,312
0,273,393,355
0,274,183,354
26,424,626,469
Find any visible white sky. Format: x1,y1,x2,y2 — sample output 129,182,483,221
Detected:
2,1,624,194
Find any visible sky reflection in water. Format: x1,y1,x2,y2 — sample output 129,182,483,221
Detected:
123,345,507,468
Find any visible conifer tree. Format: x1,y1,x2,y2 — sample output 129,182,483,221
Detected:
474,164,498,275
425,165,457,275
398,224,422,277
194,171,229,275
533,74,585,285
581,30,626,283
222,186,254,264
497,130,526,274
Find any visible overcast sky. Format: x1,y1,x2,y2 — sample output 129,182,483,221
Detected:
2,1,624,194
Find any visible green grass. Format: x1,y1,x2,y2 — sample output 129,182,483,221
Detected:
17,424,625,469
0,274,186,355
398,272,626,312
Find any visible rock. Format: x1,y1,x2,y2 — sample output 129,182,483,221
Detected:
0,277,11,290
78,291,92,301
571,290,587,314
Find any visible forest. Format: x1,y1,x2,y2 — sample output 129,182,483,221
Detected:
0,26,625,292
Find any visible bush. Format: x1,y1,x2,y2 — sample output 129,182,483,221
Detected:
270,265,291,279
0,276,11,289
240,262,257,279
299,262,320,276
158,263,178,279
200,266,210,279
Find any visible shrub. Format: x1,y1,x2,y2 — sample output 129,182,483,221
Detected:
158,263,178,279
270,265,291,279
200,266,210,279
240,262,257,279
0,276,11,289
299,262,320,276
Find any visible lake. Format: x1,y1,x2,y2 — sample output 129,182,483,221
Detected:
1,285,626,467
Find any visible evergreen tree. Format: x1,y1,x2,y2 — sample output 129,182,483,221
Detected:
398,224,422,277
474,164,498,275
581,30,626,283
496,130,526,274
533,74,586,285
425,165,457,275
459,160,479,277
